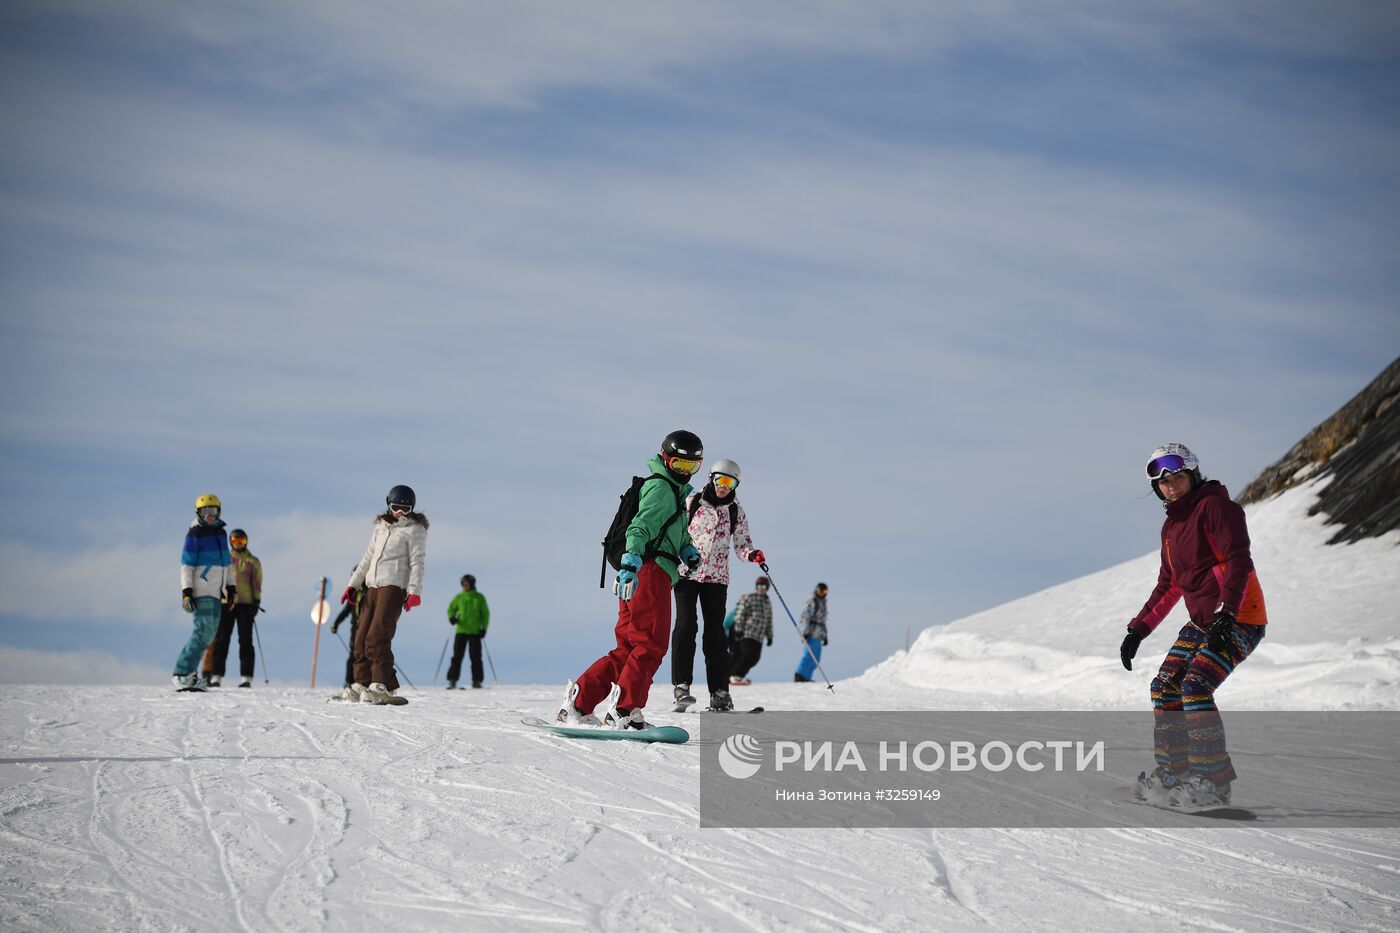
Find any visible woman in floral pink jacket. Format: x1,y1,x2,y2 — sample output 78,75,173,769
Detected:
670,458,764,712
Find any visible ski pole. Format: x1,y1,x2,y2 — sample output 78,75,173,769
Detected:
760,563,835,693
434,633,450,683
253,618,270,683
484,640,499,684
395,663,417,692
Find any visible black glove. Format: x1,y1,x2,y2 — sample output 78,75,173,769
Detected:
250,600,260,615
821,636,828,647
182,587,195,613
225,585,238,605
479,629,486,639
766,638,772,647
1206,610,1235,654
331,619,341,634
1120,630,1144,670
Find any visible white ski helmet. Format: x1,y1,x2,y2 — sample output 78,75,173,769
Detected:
1146,443,1201,500
709,458,741,484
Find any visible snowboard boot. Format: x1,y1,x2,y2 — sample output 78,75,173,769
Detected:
172,674,190,688
794,673,810,683
1132,766,1184,805
362,682,392,705
447,680,457,690
472,681,482,688
673,683,695,711
708,689,734,712
603,708,651,731
238,676,252,688
1167,774,1231,809
556,680,600,725
599,682,651,728
729,675,751,686
208,675,222,688
340,684,361,702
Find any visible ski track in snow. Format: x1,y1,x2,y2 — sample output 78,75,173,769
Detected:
1,683,1397,932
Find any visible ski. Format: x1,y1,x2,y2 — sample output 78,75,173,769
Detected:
521,716,688,745
175,686,207,693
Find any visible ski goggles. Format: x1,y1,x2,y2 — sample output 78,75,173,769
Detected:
711,473,737,490
197,506,220,521
665,455,703,476
1146,454,1191,481
229,534,247,547
389,504,413,515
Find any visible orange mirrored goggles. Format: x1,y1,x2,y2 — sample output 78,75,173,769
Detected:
666,456,703,476
230,535,247,545
711,473,737,489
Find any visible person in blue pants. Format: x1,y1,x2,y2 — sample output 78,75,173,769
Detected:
174,493,236,688
794,582,829,683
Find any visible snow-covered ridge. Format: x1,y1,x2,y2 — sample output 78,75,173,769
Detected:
853,478,1400,710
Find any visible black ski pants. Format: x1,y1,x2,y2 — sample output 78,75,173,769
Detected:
730,637,764,679
670,579,731,694
447,632,484,686
211,603,257,678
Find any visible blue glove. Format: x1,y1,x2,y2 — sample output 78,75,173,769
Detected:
613,552,642,601
680,544,701,571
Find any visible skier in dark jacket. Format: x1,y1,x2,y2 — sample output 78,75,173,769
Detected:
728,576,774,686
1123,444,1268,810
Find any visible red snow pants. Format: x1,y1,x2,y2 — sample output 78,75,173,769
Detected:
575,561,672,715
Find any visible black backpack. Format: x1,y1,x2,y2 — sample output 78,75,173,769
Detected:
688,494,739,532
599,474,686,587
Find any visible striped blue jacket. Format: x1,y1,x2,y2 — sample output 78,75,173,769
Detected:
180,519,233,598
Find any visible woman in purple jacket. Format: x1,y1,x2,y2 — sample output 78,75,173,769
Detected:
1122,443,1268,810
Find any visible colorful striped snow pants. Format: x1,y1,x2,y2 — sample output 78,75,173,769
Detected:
1150,620,1265,785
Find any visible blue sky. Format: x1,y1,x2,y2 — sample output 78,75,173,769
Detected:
1,2,1397,688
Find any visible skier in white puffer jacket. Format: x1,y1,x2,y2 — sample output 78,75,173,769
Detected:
671,458,764,711
340,485,428,704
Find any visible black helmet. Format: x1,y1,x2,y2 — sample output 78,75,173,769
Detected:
660,429,704,480
461,574,476,587
386,485,416,511
755,576,769,588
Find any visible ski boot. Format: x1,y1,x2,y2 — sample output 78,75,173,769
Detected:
447,680,457,690
729,675,752,686
207,675,222,688
238,676,252,688
1167,774,1231,809
556,680,600,725
1131,766,1184,806
472,681,482,689
794,673,810,683
708,689,734,712
673,683,695,712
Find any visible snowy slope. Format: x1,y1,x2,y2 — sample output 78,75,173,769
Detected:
3,684,1400,933
2,476,1398,932
853,477,1400,711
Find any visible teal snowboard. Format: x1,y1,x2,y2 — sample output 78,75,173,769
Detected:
521,716,689,744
